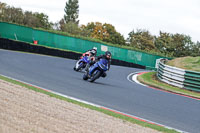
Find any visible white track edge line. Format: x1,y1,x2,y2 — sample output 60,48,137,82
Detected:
127,72,187,133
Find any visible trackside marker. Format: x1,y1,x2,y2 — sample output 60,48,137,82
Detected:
137,72,148,75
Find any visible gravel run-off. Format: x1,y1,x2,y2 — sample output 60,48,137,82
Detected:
0,79,160,133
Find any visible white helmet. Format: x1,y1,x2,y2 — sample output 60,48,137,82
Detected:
91,49,97,55
93,47,97,50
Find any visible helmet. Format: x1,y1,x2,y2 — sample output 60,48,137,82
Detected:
105,51,111,59
93,47,97,50
91,49,97,55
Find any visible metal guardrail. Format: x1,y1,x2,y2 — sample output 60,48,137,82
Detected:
157,59,200,92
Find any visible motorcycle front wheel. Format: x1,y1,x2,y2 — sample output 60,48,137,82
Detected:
83,73,89,80
88,70,101,82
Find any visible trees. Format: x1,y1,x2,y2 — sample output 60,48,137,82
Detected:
102,23,125,45
23,11,37,27
33,12,53,29
191,41,200,56
79,22,109,40
0,2,7,9
0,2,52,29
0,2,7,21
8,7,24,24
59,0,79,33
64,0,79,24
155,32,173,56
155,31,200,57
0,3,24,24
171,34,193,57
61,21,81,35
128,29,156,51
88,22,109,40
81,22,125,45
155,32,196,57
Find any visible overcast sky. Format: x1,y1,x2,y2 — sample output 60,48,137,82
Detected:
1,0,200,42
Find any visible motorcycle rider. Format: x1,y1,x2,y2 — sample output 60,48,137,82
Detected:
87,51,112,78
82,47,97,57
83,47,97,71
74,47,97,71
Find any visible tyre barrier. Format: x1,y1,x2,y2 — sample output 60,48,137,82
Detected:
0,38,145,69
157,59,200,92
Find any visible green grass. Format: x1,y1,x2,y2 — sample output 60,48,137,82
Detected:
167,56,200,72
138,72,200,99
0,74,178,133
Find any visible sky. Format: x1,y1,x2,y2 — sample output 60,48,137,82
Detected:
1,0,200,42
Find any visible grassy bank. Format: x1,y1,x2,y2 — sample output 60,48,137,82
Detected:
166,56,200,72
137,72,200,99
0,74,178,133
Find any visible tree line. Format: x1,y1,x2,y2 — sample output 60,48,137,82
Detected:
0,2,53,29
0,1,199,57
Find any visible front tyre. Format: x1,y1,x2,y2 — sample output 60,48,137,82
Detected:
83,74,88,80
76,63,84,71
101,72,107,78
89,71,101,82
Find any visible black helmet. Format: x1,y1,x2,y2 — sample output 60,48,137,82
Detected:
105,51,111,59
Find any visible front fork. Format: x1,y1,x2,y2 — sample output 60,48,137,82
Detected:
89,63,98,76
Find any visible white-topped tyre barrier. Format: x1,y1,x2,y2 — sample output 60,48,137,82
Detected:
157,59,200,92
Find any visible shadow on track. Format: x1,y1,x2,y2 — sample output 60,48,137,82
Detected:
89,81,119,88
75,76,117,88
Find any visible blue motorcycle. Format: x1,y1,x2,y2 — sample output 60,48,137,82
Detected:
74,55,91,71
83,58,108,82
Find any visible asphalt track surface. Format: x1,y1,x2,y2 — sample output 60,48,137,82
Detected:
0,49,200,133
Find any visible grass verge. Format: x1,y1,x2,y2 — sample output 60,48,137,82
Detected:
0,74,178,133
166,56,200,72
137,72,200,99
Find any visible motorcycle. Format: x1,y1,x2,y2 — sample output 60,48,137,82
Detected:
74,53,96,72
83,58,108,82
74,55,91,71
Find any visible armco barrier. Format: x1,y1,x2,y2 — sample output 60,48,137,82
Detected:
0,38,145,69
157,59,200,92
0,22,169,69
